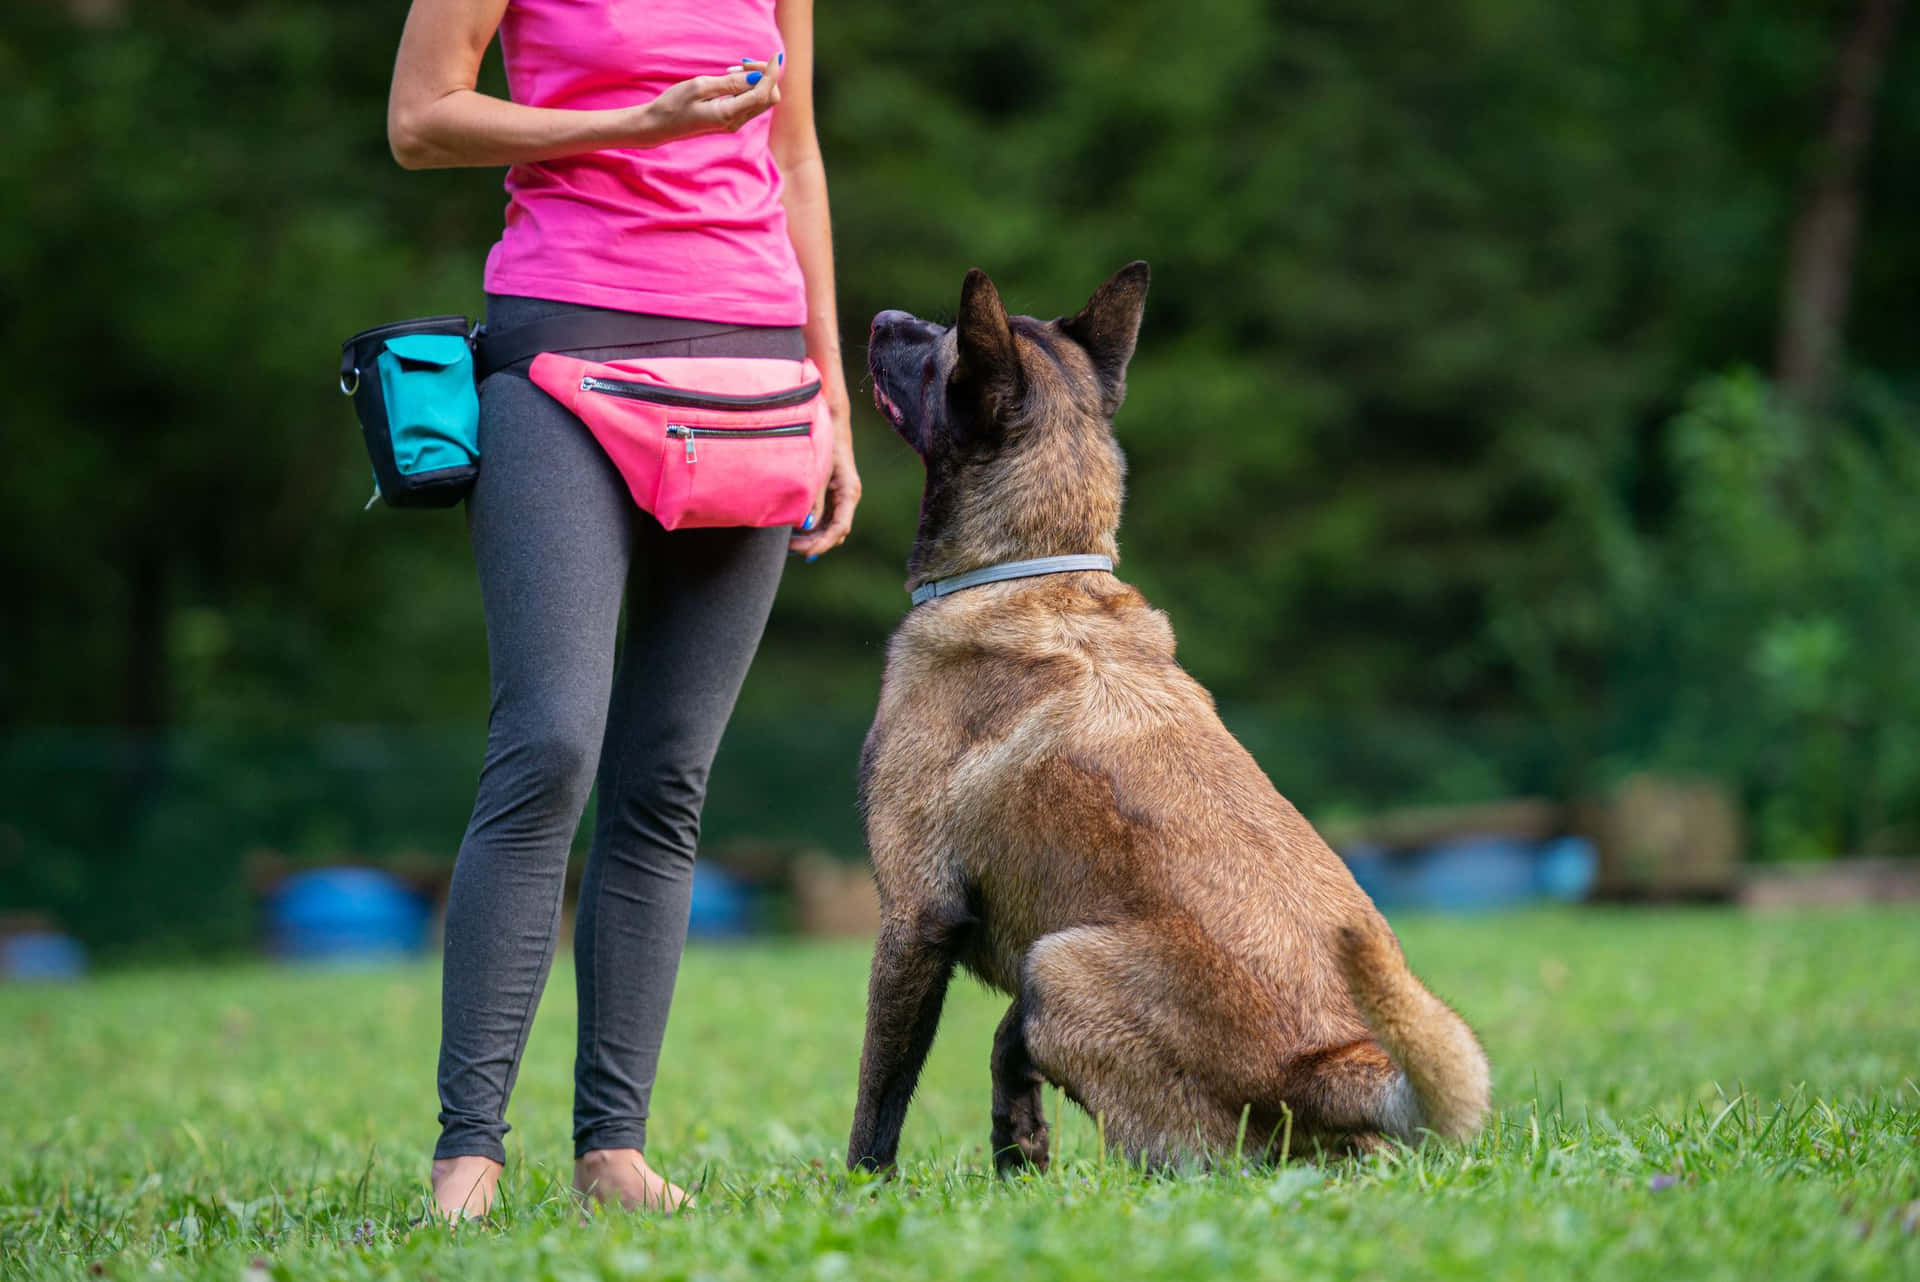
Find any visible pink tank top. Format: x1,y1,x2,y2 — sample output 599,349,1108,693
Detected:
483,0,807,326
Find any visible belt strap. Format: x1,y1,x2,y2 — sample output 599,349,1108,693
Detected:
908,555,1115,606
474,313,770,380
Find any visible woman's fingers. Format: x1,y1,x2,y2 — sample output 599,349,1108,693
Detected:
788,468,860,559
799,488,857,559
700,55,780,131
643,55,782,146
801,489,827,538
787,493,826,555
743,52,782,106
692,70,754,100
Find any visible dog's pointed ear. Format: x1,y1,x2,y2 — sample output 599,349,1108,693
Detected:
1060,261,1149,414
952,267,1023,410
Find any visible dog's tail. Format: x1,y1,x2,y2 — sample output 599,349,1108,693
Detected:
1335,921,1490,1142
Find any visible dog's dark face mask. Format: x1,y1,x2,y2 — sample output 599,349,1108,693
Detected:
868,263,1150,586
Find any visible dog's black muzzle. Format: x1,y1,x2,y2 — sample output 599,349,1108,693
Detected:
868,310,943,447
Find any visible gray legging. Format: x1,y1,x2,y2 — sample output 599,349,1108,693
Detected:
435,292,801,1164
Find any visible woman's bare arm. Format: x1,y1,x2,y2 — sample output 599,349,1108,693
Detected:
772,0,860,557
387,0,780,170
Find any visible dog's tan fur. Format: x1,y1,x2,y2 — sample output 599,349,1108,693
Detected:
847,264,1490,1172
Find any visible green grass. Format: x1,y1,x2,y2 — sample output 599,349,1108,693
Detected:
3,909,1917,1280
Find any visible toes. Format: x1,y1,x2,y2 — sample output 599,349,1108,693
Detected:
992,1121,1052,1175
1020,1123,1051,1172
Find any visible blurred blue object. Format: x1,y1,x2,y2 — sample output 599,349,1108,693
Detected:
1407,837,1537,912
687,862,752,938
268,866,430,961
1339,843,1403,908
1534,835,1598,902
1,931,88,980
1342,831,1599,911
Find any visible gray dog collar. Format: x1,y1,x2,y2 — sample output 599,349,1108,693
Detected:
908,555,1115,606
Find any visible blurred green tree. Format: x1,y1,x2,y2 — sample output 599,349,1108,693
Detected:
0,0,1915,954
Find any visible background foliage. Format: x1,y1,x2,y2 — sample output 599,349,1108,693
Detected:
1,0,1915,955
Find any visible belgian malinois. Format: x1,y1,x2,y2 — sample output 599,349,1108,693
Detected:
849,263,1491,1173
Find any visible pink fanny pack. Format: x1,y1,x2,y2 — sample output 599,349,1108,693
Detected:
530,353,833,530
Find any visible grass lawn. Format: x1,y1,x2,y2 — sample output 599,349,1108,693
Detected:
3,908,1917,1280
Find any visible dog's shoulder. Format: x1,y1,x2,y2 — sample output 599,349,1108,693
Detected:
871,575,1205,773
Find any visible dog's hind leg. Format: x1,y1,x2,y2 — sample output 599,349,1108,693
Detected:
990,997,1050,1174
1019,926,1240,1168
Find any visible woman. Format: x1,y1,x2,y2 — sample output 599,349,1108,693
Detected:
386,0,858,1219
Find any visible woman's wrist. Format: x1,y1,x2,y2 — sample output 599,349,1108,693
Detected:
818,371,851,419
619,102,666,149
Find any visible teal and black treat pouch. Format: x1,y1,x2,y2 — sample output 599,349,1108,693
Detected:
340,316,480,509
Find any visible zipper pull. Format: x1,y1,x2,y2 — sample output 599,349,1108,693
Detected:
364,483,382,511
670,424,697,462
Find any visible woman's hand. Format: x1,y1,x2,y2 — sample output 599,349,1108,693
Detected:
630,56,783,146
790,401,860,560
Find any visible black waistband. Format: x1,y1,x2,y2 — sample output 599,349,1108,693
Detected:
474,311,790,380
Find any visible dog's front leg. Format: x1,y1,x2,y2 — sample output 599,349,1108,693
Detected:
846,905,970,1172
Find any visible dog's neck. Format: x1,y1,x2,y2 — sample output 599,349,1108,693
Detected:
906,518,1121,591
905,428,1124,590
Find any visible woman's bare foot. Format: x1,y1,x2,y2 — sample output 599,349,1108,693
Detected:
573,1148,689,1212
428,1154,503,1221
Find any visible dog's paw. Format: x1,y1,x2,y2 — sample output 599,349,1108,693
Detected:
992,1121,1051,1176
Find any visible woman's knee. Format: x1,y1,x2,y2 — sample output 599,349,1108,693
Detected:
481,726,602,823
598,761,708,862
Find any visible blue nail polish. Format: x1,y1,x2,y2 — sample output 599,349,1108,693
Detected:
777,52,784,66
802,514,816,531
746,70,763,86
807,554,818,563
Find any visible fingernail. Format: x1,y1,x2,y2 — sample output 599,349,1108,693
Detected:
777,52,785,66
807,554,818,563
746,71,763,86
802,514,815,531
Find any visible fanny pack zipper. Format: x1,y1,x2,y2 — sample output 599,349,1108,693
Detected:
580,375,822,411
666,421,811,462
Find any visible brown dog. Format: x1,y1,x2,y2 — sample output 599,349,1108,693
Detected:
848,263,1490,1173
